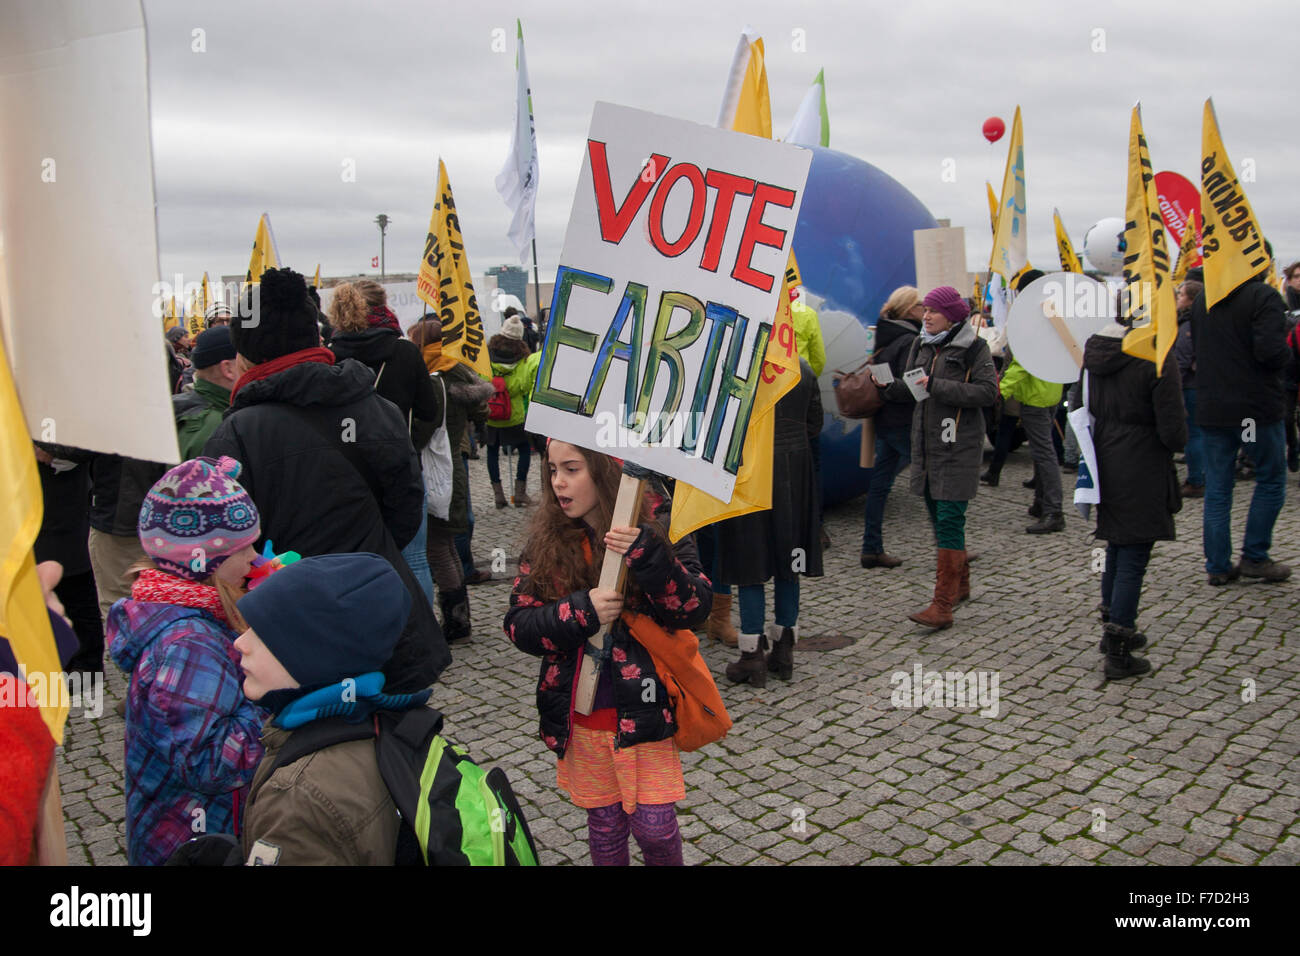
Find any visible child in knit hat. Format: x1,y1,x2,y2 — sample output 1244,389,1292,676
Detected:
234,552,426,866
107,456,268,865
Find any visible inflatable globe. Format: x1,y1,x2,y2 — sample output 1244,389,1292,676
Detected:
792,146,938,507
1083,217,1126,275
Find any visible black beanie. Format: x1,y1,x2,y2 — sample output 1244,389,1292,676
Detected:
189,326,237,369
236,553,411,687
230,267,322,364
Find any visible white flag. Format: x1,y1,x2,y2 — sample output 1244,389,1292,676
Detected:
495,19,539,264
784,69,829,147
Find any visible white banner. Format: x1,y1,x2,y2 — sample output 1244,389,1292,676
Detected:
0,0,179,465
526,102,811,501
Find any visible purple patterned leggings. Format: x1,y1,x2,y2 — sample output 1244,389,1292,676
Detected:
586,802,683,866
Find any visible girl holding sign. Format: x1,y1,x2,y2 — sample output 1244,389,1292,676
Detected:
504,441,713,865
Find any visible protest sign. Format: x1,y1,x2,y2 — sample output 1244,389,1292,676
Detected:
526,102,811,502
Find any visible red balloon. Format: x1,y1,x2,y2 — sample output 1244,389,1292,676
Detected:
982,117,1005,144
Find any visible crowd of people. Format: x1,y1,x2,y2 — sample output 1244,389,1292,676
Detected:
5,256,1296,867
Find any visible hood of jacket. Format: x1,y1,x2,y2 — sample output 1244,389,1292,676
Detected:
328,327,401,367
488,334,530,367
228,356,376,412
107,600,221,674
1083,322,1134,377
876,314,921,353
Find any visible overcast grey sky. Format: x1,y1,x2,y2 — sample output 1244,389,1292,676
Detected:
142,0,1300,292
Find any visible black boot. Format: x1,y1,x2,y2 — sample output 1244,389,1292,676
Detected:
1026,512,1065,534
439,586,472,643
766,625,795,681
1096,607,1146,653
1103,623,1151,679
980,467,1001,487
725,633,768,687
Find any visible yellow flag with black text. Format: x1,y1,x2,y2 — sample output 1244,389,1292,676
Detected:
988,108,1028,283
1172,210,1199,286
245,213,279,285
417,160,490,378
1200,99,1270,308
1054,208,1082,273
986,181,998,237
1119,104,1177,375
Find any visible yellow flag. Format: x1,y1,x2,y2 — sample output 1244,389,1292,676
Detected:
1172,209,1199,286
1054,208,1082,273
986,181,998,237
416,160,490,378
313,264,321,289
716,28,771,138
186,287,204,338
0,314,66,743
1200,99,1270,308
200,272,211,323
669,252,802,541
1119,104,1177,374
245,213,280,285
989,107,1028,283
161,296,178,332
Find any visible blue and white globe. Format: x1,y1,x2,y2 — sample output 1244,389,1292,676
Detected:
792,146,938,507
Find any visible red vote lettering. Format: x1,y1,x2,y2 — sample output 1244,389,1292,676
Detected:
732,183,797,292
777,320,795,358
648,163,707,257
698,170,757,272
589,140,669,244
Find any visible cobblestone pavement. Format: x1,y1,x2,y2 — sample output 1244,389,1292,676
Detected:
59,445,1300,865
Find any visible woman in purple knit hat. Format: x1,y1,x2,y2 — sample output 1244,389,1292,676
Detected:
876,287,998,630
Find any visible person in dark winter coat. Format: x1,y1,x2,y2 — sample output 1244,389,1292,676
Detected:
327,280,441,608
860,287,922,569
882,286,998,630
505,442,711,866
1082,319,1186,678
1172,280,1205,495
409,317,494,643
203,267,450,693
715,358,823,685
1188,273,1291,585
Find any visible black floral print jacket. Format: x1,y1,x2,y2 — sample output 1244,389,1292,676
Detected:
504,494,712,758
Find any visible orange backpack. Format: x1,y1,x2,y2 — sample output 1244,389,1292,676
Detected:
624,611,731,752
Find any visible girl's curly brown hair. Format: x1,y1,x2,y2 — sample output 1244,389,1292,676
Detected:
519,442,659,604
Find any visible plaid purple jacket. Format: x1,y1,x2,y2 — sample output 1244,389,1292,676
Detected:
108,600,266,866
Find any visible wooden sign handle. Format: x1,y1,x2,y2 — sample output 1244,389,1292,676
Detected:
573,473,646,715
35,763,67,865
1043,300,1084,369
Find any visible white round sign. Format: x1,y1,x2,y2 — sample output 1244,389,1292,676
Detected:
1083,217,1126,275
1006,272,1115,384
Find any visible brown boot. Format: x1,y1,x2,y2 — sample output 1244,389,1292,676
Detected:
956,551,970,604
908,549,962,629
705,592,739,646
725,633,767,687
512,479,533,507
492,481,508,509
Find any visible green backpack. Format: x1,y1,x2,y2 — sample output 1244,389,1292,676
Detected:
266,707,539,866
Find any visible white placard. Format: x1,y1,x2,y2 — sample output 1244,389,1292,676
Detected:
0,0,180,464
525,102,811,502
1006,272,1118,384
868,363,894,386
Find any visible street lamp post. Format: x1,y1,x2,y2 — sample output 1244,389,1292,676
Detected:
374,213,390,277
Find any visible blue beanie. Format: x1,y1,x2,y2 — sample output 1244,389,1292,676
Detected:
236,553,411,687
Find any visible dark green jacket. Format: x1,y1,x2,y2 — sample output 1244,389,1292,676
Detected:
174,378,231,460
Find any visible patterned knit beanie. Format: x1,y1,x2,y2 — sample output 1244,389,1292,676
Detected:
138,457,261,581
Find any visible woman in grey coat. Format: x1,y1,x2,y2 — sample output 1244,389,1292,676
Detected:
878,286,998,629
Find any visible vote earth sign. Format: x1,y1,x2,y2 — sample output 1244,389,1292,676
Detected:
526,102,812,503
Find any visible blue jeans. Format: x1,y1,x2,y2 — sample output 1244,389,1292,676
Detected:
1101,541,1154,630
400,508,435,606
1183,389,1204,486
1202,422,1287,574
861,423,911,554
737,579,800,633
